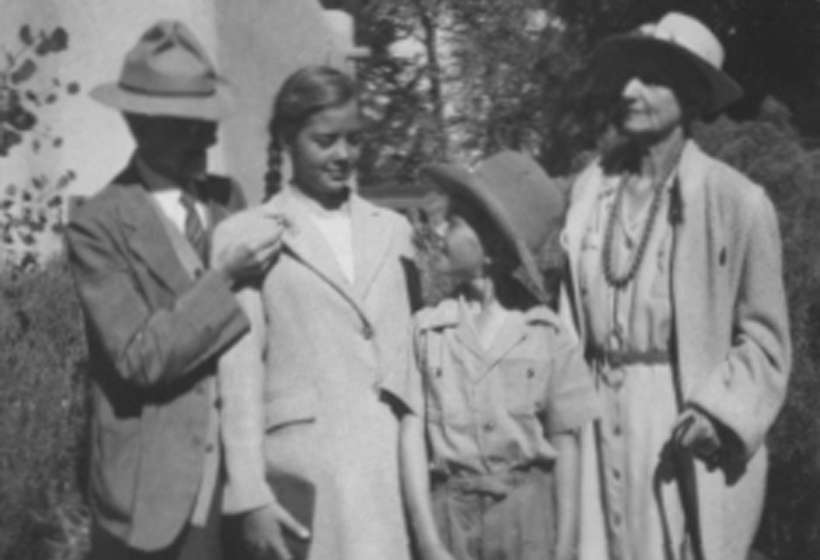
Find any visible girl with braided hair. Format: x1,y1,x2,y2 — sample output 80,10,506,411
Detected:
218,65,417,560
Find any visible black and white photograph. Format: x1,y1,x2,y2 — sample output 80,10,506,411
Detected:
0,2,817,560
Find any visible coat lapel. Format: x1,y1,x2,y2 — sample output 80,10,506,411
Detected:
266,193,376,332
351,195,395,301
150,197,204,279
453,314,485,370
115,173,193,295
270,193,357,297
484,311,528,370
670,140,710,398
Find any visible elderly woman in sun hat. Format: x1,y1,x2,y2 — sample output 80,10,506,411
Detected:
560,12,791,560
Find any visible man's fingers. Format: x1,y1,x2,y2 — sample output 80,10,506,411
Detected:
249,226,286,254
274,503,310,540
255,241,283,266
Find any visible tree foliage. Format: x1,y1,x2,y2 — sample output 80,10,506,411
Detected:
356,0,586,184
551,0,820,127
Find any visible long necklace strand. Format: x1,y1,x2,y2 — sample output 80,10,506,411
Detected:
601,173,667,289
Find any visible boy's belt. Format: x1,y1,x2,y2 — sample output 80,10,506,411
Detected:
432,467,546,499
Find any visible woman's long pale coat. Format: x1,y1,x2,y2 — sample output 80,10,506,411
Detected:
218,191,415,560
563,141,791,560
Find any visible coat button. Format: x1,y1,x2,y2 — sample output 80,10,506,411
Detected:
526,367,535,378
483,421,495,432
434,368,443,378
361,323,374,340
205,443,215,453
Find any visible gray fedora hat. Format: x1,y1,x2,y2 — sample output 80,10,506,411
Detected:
91,20,234,121
421,151,564,303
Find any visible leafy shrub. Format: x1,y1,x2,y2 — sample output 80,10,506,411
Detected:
0,258,89,560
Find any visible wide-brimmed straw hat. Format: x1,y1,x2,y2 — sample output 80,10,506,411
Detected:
420,151,563,303
588,12,743,115
91,20,234,121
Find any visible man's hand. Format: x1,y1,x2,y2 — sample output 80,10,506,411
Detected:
671,407,722,467
241,500,310,560
210,210,289,284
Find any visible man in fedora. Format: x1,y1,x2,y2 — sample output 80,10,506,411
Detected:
66,20,286,559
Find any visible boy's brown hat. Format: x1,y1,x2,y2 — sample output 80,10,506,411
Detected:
421,150,563,302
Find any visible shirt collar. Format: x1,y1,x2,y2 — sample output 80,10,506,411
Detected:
418,297,556,331
283,182,352,218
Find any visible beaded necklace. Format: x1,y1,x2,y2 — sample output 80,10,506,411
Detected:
602,162,679,290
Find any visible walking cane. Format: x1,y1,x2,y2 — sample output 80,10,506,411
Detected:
668,369,707,560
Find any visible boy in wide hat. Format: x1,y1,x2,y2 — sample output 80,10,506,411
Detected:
384,151,599,560
66,20,286,559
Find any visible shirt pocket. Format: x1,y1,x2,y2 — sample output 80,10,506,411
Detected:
501,358,548,416
422,348,473,428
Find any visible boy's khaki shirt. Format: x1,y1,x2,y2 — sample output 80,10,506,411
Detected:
385,298,599,475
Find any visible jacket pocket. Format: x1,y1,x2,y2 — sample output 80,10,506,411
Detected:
501,358,547,415
264,388,319,433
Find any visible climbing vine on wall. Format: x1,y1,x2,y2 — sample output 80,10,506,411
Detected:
0,25,80,274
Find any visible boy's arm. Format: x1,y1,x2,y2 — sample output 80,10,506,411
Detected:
384,317,453,560
399,413,454,560
552,430,581,560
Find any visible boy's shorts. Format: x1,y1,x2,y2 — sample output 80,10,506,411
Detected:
432,467,556,560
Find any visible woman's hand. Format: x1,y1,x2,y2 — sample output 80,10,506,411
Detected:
671,407,722,467
241,500,310,560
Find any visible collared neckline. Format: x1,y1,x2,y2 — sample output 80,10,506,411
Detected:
283,182,352,218
418,297,559,331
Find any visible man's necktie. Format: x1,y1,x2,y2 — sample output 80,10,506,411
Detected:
179,191,209,264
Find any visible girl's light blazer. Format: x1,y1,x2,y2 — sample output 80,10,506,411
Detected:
217,191,415,514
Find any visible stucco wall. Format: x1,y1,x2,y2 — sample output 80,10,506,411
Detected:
215,0,355,202
0,0,353,204
0,0,356,264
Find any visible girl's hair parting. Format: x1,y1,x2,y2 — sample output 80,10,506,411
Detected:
264,65,358,200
